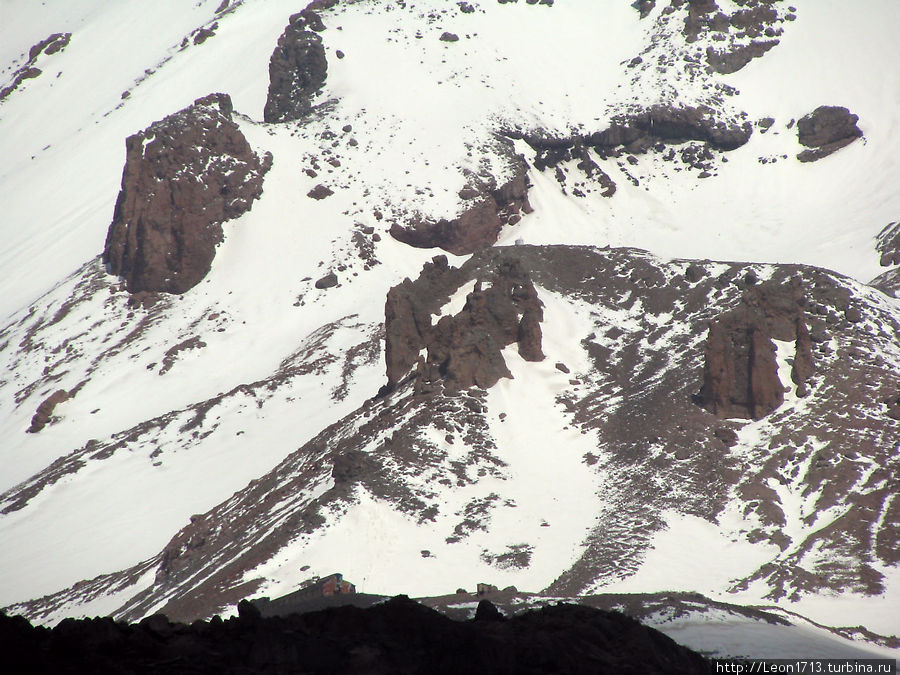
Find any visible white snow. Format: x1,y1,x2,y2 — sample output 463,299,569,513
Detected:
0,0,897,660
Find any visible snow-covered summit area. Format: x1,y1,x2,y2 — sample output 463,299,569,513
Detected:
1,0,898,662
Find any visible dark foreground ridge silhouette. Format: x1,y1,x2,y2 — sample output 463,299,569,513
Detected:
1,595,712,674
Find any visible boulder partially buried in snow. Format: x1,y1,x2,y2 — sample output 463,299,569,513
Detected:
796,105,863,162
103,93,272,294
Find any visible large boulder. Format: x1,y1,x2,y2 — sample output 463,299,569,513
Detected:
796,106,863,162
27,389,69,433
103,94,272,294
263,16,328,123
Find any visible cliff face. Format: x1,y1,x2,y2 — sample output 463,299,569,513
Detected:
103,93,272,295
700,277,812,420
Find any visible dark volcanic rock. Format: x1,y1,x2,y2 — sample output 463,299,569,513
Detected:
103,94,272,294
796,106,863,162
876,221,900,267
390,156,532,255
307,183,334,199
0,32,71,101
383,256,544,391
27,389,69,433
263,18,328,123
314,272,338,289
700,278,809,419
594,105,752,152
0,596,710,674
706,40,779,74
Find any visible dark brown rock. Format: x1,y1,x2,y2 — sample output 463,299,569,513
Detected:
796,106,863,162
103,94,271,294
389,156,532,255
791,318,814,395
263,20,327,123
595,105,752,152
700,278,808,419
706,40,779,74
307,184,334,199
27,389,69,433
439,32,460,42
384,257,543,391
314,272,338,289
748,327,783,419
685,263,706,283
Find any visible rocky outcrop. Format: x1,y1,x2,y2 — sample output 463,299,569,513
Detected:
383,255,543,392
103,93,272,294
876,221,900,267
595,105,753,152
263,16,328,123
27,389,69,433
389,157,532,255
706,40,779,74
0,33,71,101
700,278,811,419
796,106,863,162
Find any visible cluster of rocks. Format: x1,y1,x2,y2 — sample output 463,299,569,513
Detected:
0,32,71,101
666,0,790,74
102,93,272,294
0,596,710,674
103,1,343,297
505,104,751,194
700,276,814,419
795,105,863,162
389,156,532,255
383,254,544,393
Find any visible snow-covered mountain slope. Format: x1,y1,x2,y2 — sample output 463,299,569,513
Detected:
1,0,898,660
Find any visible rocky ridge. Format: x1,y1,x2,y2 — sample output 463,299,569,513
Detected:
7,245,897,627
0,596,711,675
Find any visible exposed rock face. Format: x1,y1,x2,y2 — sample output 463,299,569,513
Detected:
263,17,328,123
595,105,753,152
27,389,69,433
796,106,863,162
103,93,272,294
389,156,532,255
383,255,543,391
700,277,810,419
